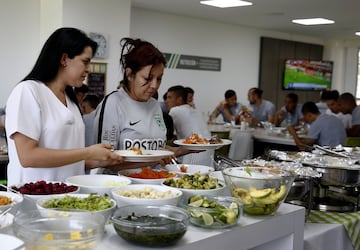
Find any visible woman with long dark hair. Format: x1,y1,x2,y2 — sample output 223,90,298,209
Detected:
5,27,123,185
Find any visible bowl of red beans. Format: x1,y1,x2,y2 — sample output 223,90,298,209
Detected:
11,180,79,211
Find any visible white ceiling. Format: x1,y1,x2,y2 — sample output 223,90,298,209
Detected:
132,0,360,41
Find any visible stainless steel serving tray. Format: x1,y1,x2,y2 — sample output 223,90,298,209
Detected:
269,149,360,187
302,163,360,187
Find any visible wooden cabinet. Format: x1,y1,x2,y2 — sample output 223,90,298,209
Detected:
259,37,324,110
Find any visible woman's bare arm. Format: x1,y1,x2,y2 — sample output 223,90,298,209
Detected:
12,132,123,168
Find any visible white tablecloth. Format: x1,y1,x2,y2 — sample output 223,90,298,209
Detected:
228,129,254,160
304,223,353,250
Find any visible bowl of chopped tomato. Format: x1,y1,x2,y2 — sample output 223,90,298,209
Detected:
118,167,177,185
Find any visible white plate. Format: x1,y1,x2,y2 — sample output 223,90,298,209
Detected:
164,164,214,176
173,139,232,150
0,233,24,250
114,150,174,162
0,213,14,233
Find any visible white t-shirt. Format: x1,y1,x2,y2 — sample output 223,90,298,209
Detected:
169,104,213,166
93,88,167,150
325,109,352,129
169,104,210,139
5,80,85,186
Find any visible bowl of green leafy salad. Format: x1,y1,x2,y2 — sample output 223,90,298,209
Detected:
36,193,116,222
111,205,189,247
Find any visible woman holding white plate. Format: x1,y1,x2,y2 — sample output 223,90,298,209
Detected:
93,38,197,171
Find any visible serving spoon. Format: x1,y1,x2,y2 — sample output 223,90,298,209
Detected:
0,206,12,219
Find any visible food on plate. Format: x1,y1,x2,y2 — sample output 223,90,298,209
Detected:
125,167,177,179
130,147,143,155
12,180,78,195
185,195,240,226
183,133,209,144
163,173,222,190
232,185,286,215
114,187,177,199
208,137,223,144
0,195,12,206
183,133,223,145
180,165,188,173
41,193,113,211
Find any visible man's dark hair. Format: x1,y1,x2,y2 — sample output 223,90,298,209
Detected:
302,101,320,114
167,85,187,103
184,87,194,95
162,92,168,101
225,89,236,99
339,92,356,106
82,94,100,109
286,92,298,103
250,87,263,98
327,90,340,101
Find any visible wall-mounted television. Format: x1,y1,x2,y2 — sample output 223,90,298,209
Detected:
282,59,333,90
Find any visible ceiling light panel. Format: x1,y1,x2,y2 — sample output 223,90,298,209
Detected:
292,18,335,26
200,0,253,8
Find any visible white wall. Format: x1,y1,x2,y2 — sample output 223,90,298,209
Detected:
130,8,327,116
62,0,131,92
0,2,358,113
0,0,130,107
0,0,41,107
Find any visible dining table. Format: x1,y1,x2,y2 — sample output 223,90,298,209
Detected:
251,128,302,157
208,123,301,160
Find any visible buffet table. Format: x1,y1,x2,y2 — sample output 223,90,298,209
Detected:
98,203,305,250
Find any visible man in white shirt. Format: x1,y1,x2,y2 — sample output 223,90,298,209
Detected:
338,92,360,136
166,85,213,165
323,90,352,129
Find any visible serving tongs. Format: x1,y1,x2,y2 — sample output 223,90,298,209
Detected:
313,144,350,158
213,154,243,171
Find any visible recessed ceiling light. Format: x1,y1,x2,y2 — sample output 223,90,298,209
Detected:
292,18,335,26
200,0,253,8
355,32,360,36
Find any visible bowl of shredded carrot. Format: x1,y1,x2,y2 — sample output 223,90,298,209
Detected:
118,167,178,185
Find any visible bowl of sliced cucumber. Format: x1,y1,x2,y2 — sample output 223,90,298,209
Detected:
180,195,243,229
222,167,295,216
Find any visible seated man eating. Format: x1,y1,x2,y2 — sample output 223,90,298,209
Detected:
288,101,346,148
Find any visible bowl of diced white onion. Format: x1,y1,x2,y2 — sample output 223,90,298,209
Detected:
111,184,182,207
65,174,131,198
